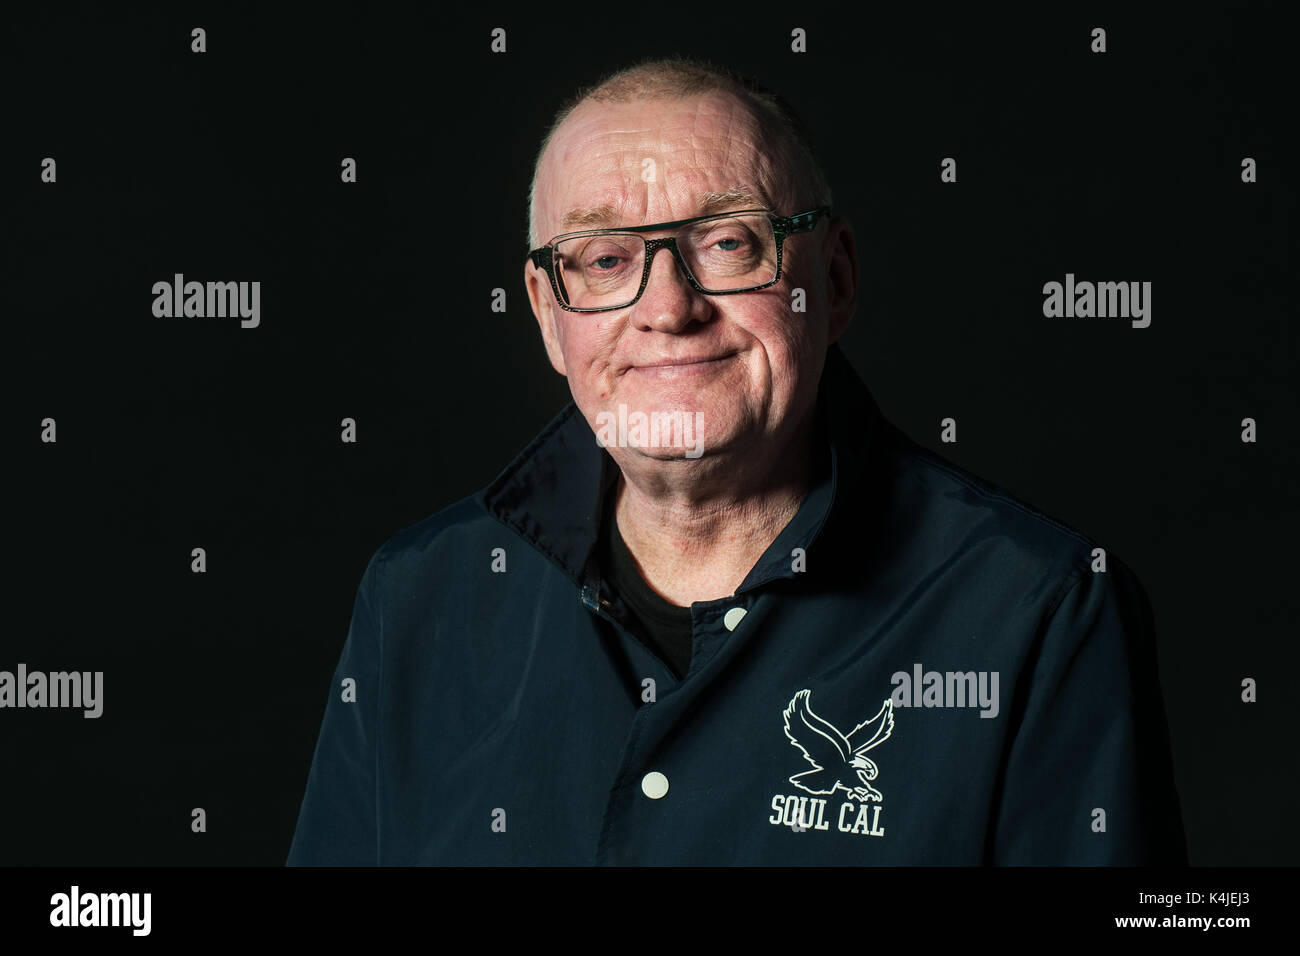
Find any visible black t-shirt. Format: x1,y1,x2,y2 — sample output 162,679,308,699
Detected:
595,413,833,681
598,493,695,679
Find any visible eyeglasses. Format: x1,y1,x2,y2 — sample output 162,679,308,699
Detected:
528,206,830,313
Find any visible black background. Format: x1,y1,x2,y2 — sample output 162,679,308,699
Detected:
4,3,1295,866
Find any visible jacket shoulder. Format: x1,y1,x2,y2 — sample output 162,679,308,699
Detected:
370,494,499,572
878,421,1141,588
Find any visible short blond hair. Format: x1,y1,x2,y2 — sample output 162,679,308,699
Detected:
526,56,834,250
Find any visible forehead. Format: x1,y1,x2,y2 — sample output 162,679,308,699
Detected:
539,92,792,235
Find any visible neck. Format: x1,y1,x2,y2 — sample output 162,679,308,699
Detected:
610,404,822,606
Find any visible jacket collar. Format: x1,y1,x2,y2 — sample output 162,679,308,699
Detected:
478,343,885,595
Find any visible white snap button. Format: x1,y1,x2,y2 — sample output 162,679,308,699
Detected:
641,771,669,799
723,607,747,631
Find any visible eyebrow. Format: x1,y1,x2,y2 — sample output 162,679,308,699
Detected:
558,187,773,231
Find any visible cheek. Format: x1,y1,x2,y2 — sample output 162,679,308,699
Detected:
780,256,829,331
742,311,822,411
776,293,827,371
753,307,817,372
559,318,622,394
598,317,633,356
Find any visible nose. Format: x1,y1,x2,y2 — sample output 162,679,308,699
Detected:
629,242,712,332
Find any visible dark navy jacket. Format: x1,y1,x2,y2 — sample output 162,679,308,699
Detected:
286,344,1187,865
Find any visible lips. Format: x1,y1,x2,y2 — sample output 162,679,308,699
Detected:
634,351,735,369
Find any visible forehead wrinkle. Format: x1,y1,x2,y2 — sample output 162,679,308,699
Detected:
556,96,761,179
541,94,794,240
559,181,774,233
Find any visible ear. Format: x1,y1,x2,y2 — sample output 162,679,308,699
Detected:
821,216,859,344
525,260,567,376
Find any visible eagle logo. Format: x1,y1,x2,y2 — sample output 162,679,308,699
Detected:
782,690,895,802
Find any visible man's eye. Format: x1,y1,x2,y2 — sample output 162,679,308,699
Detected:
591,255,623,270
705,234,755,254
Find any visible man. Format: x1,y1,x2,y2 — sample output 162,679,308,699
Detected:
286,57,1187,865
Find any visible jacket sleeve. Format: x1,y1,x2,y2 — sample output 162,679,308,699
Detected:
285,546,385,866
989,560,1187,865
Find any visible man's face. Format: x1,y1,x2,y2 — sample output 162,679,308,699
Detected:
526,92,843,465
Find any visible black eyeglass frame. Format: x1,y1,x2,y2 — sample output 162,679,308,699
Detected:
527,206,831,313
